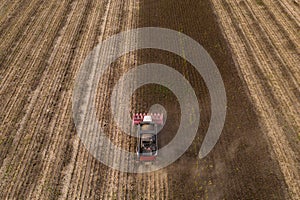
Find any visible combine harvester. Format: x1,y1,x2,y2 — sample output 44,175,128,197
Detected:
132,113,163,162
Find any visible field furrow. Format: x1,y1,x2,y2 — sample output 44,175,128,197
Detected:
0,0,298,199
211,0,300,198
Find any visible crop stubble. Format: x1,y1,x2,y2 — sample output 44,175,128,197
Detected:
0,0,299,199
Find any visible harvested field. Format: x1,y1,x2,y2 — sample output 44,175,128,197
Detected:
210,0,300,198
0,0,299,199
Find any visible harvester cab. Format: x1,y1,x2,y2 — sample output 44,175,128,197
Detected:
132,113,163,162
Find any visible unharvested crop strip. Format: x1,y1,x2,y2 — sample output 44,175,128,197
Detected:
211,0,300,198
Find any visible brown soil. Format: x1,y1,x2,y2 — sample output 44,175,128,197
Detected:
0,0,298,199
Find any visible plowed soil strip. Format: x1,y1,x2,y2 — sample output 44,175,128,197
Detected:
137,0,293,199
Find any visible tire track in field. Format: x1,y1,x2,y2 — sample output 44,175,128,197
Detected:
0,0,91,198
52,2,95,197
71,0,120,198
55,0,109,197
0,0,60,142
26,0,86,199
245,0,300,96
242,0,300,152
223,0,300,160
67,0,170,198
26,0,104,198
211,0,300,198
57,0,111,199
1,0,144,199
258,0,300,77
235,0,300,143
95,0,134,199
267,0,300,36
17,0,105,197
102,0,141,199
0,0,47,125
235,0,300,159
80,1,114,199
0,0,39,38
0,0,23,29
1,0,297,199
0,0,63,178
0,0,44,69
0,1,77,198
61,0,119,199
278,0,300,25
0,0,65,150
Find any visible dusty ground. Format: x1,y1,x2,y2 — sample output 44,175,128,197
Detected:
0,0,299,199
